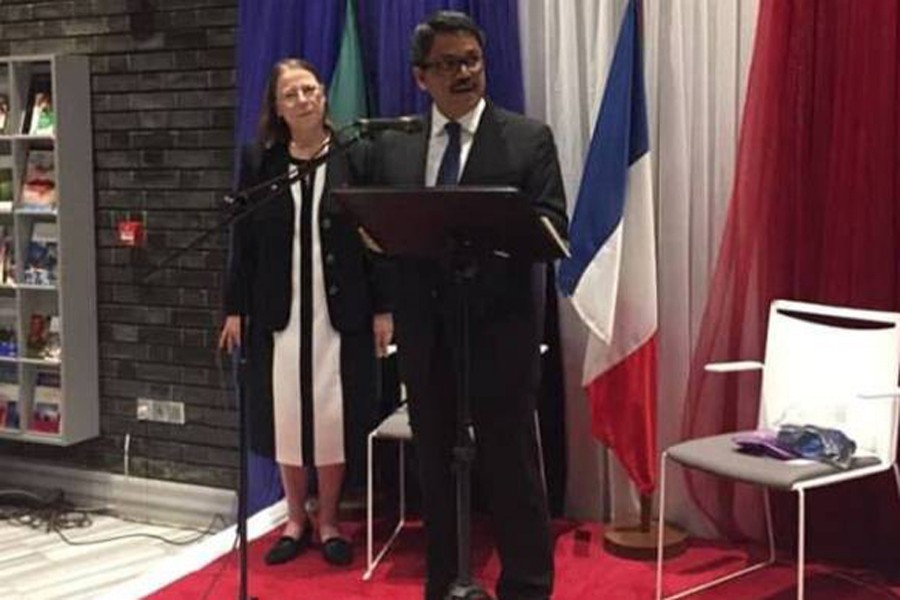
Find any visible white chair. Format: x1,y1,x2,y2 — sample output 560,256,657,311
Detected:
364,344,409,581
364,345,550,580
656,299,900,600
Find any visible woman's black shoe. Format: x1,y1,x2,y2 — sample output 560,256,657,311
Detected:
321,536,354,566
264,528,311,565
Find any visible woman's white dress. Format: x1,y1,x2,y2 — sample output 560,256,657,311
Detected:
270,160,346,467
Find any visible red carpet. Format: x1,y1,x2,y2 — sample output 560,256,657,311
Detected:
150,519,900,599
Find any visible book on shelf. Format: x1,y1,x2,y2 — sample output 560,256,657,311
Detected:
26,313,55,359
0,382,19,429
0,93,8,134
0,227,14,285
44,315,60,361
19,149,56,211
0,168,12,212
0,401,19,429
31,371,61,433
0,300,16,357
0,326,17,357
21,74,54,136
26,314,59,360
23,221,58,286
31,402,60,434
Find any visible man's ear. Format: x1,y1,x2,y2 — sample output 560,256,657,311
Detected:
413,67,428,92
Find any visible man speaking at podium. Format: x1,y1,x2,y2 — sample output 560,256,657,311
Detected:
373,11,568,600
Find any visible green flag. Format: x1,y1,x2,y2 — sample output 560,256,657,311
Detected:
328,0,368,127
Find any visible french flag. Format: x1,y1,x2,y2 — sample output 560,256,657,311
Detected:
558,0,658,495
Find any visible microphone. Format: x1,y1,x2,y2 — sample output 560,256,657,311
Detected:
355,115,424,136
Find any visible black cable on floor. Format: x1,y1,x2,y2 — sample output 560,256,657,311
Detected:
0,487,226,546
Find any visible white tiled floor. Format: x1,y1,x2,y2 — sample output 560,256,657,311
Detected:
0,514,212,600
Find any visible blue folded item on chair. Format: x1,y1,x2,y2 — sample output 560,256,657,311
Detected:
732,430,797,460
776,423,857,469
732,424,857,469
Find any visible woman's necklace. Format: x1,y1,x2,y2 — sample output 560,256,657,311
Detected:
289,134,331,160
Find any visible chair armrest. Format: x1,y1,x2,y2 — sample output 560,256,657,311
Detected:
857,388,900,400
705,360,765,373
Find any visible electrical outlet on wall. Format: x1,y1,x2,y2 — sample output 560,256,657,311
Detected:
136,398,153,421
150,400,168,422
136,398,185,425
163,400,185,425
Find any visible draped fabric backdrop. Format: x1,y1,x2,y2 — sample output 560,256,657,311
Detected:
645,0,759,535
520,0,758,526
234,0,530,515
683,0,900,569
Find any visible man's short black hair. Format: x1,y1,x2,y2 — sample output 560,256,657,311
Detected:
410,10,486,67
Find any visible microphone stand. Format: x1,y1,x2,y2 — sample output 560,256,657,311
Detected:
141,127,361,600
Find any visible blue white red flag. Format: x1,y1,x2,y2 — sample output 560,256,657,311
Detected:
558,0,658,494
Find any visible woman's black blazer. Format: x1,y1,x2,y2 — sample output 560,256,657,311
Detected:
224,134,389,334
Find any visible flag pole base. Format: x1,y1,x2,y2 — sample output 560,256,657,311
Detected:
603,521,686,561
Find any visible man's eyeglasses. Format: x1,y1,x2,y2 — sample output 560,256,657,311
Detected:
279,84,321,105
421,54,483,75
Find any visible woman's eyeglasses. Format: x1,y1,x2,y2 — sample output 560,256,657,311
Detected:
279,84,321,105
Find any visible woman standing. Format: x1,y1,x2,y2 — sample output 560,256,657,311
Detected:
220,58,393,566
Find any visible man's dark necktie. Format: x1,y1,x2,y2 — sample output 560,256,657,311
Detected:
435,121,461,186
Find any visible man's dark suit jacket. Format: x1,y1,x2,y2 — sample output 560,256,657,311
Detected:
223,133,389,458
373,101,568,402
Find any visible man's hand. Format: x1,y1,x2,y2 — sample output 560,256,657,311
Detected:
373,313,394,358
219,315,241,353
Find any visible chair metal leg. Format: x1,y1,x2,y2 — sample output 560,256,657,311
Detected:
399,434,407,525
363,433,408,581
534,410,547,497
893,463,900,502
796,489,805,600
655,451,668,600
763,489,775,563
364,431,376,580
658,466,777,600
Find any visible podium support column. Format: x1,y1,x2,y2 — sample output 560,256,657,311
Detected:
447,248,489,600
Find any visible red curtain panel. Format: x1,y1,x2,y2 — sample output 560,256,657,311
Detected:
682,0,900,571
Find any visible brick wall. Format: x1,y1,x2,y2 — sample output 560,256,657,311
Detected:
0,0,240,489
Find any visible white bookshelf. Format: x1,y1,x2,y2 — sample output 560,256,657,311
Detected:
0,54,98,445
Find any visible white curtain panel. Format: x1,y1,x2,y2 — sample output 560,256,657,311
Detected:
519,0,628,524
520,0,759,533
